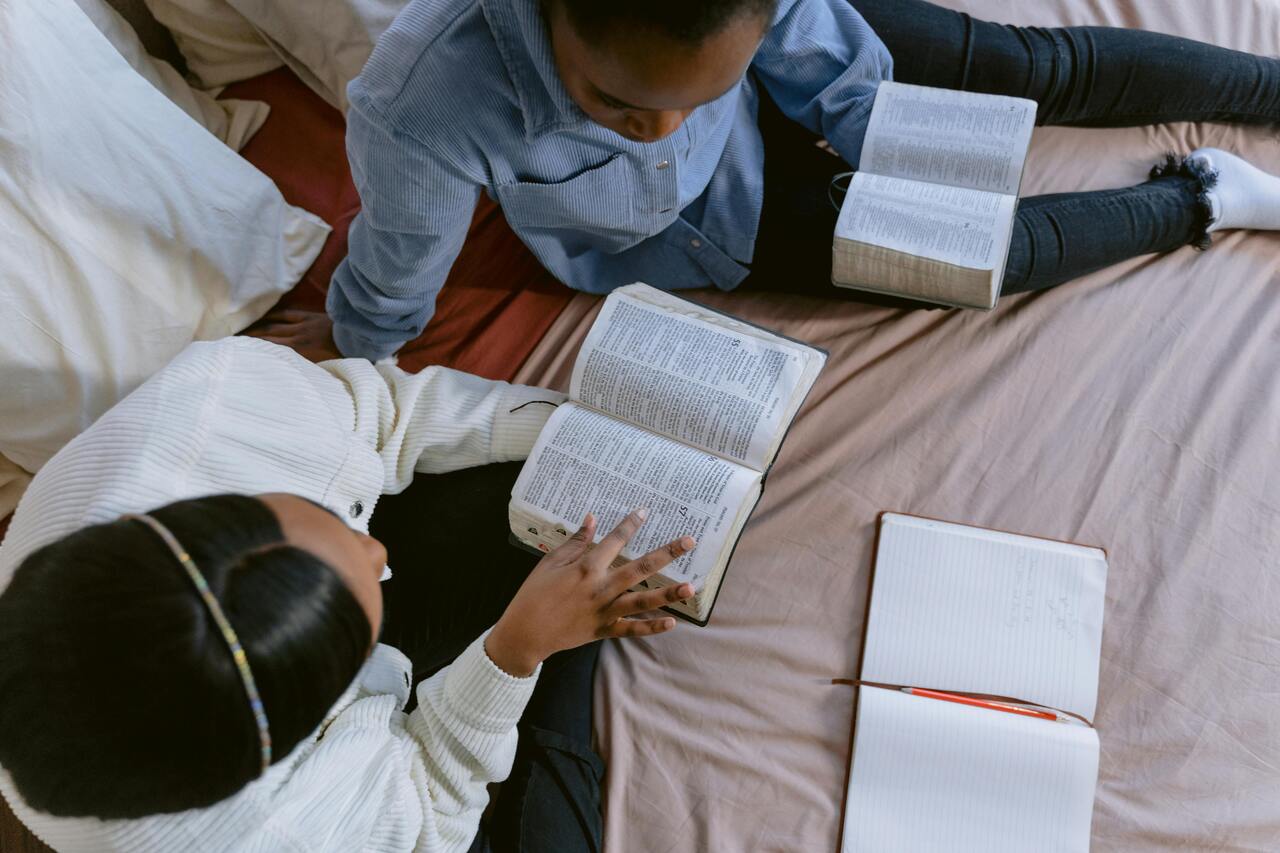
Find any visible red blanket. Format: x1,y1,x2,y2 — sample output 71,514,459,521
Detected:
223,68,573,379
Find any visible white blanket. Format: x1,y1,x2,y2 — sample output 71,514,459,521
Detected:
0,0,330,504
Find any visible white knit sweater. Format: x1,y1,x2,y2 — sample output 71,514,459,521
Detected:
0,337,567,852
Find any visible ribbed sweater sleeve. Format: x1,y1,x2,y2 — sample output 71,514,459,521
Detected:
406,631,541,850
317,358,565,492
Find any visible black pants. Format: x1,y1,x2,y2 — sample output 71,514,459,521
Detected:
745,0,1280,297
371,463,603,853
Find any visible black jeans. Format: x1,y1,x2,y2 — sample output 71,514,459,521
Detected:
746,0,1280,297
371,463,603,853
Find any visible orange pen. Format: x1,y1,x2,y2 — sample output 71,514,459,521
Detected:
901,687,1060,722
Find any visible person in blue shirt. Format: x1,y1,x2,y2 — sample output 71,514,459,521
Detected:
254,0,1280,363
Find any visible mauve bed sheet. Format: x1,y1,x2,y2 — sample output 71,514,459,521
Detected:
513,2,1280,850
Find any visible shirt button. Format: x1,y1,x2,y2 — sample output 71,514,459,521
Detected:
656,160,670,170
690,239,702,249
349,501,364,518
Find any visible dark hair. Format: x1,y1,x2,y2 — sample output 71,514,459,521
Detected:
0,494,371,819
548,0,778,45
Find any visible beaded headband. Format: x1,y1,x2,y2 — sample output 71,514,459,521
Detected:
127,513,272,775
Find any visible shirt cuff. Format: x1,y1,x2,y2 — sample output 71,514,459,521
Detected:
359,643,414,708
433,629,542,733
333,322,402,362
490,385,567,461
822,76,884,168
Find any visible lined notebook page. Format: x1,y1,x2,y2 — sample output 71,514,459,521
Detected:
843,686,1099,853
862,514,1107,719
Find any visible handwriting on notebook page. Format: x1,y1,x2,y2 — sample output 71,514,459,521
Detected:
1002,551,1035,630
1002,551,1079,642
863,514,1108,720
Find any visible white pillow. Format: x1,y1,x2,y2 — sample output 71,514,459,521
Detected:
142,0,282,88
0,0,330,476
76,0,269,150
229,0,407,111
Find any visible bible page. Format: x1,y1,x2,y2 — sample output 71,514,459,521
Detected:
570,284,825,472
510,403,760,591
860,514,1108,720
843,686,1098,853
859,81,1037,195
836,172,1016,270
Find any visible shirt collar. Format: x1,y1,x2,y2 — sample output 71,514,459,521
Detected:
482,0,587,141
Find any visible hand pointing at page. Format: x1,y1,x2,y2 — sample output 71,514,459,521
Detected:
485,509,697,677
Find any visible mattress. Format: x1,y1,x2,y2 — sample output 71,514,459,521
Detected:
512,2,1280,850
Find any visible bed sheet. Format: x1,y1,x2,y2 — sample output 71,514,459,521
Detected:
513,2,1280,850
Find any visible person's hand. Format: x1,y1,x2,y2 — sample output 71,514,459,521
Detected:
485,509,696,677
243,309,343,363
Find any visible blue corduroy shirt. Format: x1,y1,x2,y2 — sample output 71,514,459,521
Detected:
329,0,892,359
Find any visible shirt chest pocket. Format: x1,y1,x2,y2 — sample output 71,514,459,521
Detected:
496,154,636,246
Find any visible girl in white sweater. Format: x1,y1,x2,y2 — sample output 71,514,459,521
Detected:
0,337,694,851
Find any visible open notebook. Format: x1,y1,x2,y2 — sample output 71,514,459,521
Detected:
841,513,1108,852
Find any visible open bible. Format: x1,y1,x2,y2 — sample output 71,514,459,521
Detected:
508,283,827,625
832,81,1037,309
840,513,1107,852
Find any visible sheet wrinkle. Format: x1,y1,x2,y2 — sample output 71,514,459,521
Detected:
4,302,84,356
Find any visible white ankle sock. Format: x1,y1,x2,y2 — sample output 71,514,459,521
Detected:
1187,147,1280,233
